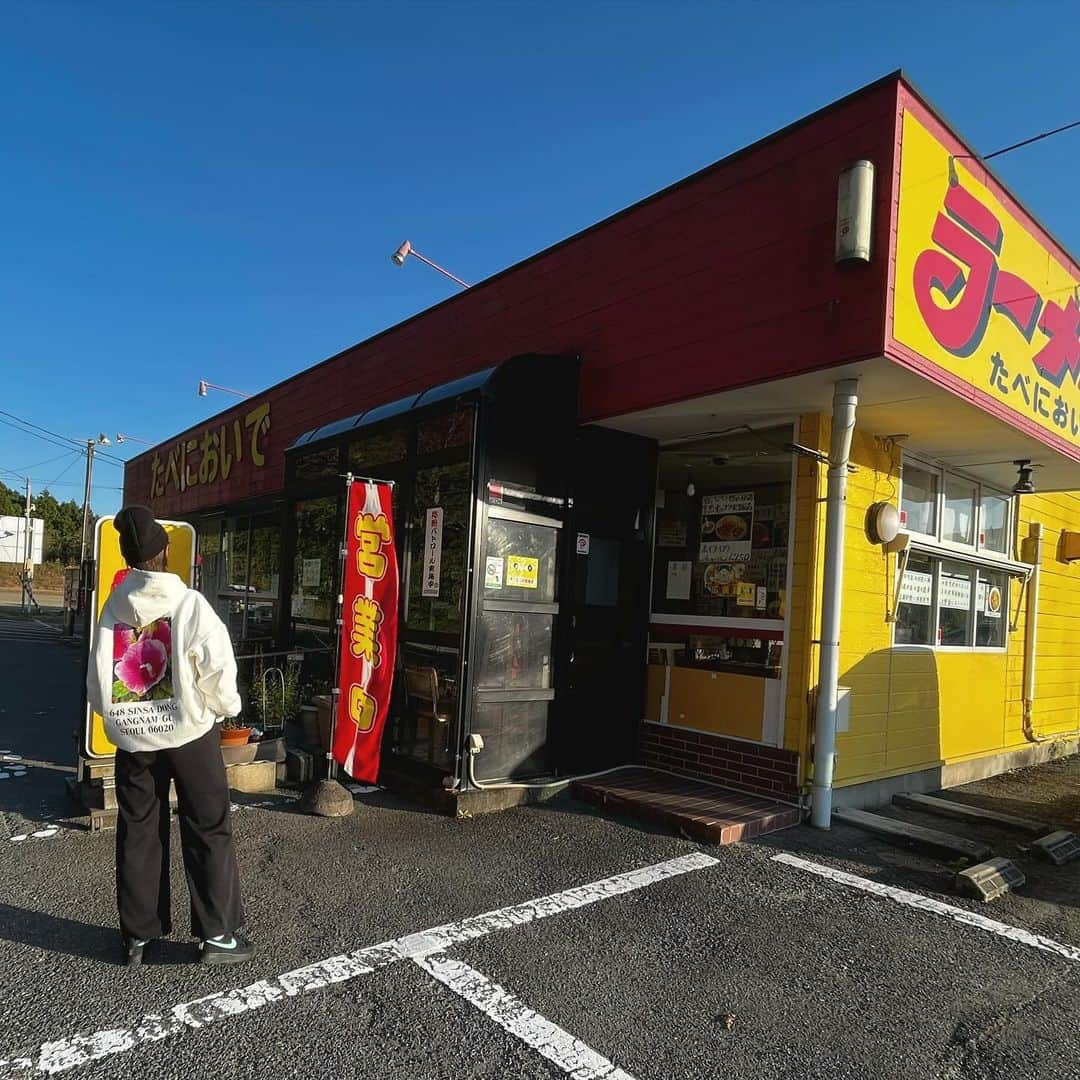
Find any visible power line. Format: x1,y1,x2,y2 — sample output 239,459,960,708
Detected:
0,414,126,468
985,119,1080,162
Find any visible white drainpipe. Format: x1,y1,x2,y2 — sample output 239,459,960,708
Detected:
810,378,859,829
1022,522,1044,742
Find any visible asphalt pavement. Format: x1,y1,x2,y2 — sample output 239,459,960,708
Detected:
0,611,1078,1080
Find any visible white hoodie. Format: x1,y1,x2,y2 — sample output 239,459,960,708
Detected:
86,569,242,753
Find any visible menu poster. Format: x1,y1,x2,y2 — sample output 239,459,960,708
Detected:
899,570,933,607
702,562,746,598
657,518,688,548
977,581,1003,619
665,560,692,600
699,492,754,562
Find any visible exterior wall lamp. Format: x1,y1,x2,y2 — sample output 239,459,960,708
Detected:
198,380,251,399
391,241,470,289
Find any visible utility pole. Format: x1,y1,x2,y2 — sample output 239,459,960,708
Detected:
21,476,31,613
79,435,111,612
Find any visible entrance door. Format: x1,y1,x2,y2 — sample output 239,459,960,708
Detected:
558,426,656,774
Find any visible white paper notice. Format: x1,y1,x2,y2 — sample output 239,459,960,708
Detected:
666,560,692,600
422,508,444,598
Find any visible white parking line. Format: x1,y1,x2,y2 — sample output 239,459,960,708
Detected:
0,852,717,1077
418,956,636,1079
772,852,1080,963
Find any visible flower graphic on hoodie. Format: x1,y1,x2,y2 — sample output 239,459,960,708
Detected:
111,618,174,703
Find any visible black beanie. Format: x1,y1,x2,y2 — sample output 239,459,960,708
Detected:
115,505,169,566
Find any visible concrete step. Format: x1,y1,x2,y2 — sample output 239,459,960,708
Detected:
834,807,993,864
893,793,1051,835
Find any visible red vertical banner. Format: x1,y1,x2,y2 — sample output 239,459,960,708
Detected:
335,481,399,782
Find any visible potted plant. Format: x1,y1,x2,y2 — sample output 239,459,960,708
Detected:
220,715,254,747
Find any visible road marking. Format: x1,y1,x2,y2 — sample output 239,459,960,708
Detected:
772,852,1080,963
0,852,717,1077
418,956,636,1079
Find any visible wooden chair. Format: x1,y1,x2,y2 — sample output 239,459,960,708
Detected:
404,666,451,760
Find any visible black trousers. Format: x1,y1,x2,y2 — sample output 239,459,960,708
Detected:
114,726,244,941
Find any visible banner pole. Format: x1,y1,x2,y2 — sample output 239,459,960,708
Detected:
327,471,354,783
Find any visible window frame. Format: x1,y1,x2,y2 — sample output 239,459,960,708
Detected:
895,454,1021,653
899,454,1016,560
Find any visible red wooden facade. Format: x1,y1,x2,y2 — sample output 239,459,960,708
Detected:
126,75,901,515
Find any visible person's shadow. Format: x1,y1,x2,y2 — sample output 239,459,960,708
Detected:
0,903,195,964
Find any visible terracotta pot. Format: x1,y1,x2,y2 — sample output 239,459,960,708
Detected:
220,726,254,747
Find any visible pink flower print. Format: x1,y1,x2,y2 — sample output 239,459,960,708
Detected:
115,638,168,697
142,619,171,654
113,624,137,661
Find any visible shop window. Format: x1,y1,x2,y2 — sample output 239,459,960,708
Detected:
219,519,251,640
976,568,1007,648
894,552,934,645
651,480,790,623
980,493,1010,554
348,428,408,472
392,643,458,770
943,477,977,546
895,553,1008,650
937,560,974,646
896,456,1016,652
292,496,339,647
417,408,472,457
901,458,1013,555
406,461,471,635
293,445,341,482
900,463,938,537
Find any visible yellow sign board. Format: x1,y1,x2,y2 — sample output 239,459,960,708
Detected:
506,555,539,590
893,110,1080,451
83,516,196,758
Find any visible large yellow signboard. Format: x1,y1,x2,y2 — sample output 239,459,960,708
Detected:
83,516,196,758
893,110,1080,452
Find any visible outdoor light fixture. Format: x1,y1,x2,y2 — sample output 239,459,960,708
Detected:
390,240,470,289
1013,459,1035,494
686,471,696,497
116,432,153,445
198,380,250,399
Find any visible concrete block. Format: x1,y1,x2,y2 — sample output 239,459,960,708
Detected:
285,747,315,784
834,807,993,863
226,760,278,794
893,793,1050,835
957,857,1025,902
1031,830,1080,866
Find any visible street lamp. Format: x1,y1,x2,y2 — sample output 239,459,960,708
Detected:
390,240,470,289
116,432,154,445
198,380,250,399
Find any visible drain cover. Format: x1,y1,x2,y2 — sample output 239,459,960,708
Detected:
1032,831,1080,866
958,857,1025,902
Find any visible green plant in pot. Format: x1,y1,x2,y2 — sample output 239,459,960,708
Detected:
246,654,304,738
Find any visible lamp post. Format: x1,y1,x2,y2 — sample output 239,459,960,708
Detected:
198,380,250,399
116,432,154,446
390,241,470,289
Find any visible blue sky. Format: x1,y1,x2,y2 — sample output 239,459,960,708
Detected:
3,1,1079,516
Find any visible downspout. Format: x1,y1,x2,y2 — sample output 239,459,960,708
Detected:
1022,522,1044,742
810,378,859,829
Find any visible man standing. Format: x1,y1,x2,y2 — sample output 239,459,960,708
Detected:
87,505,254,967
